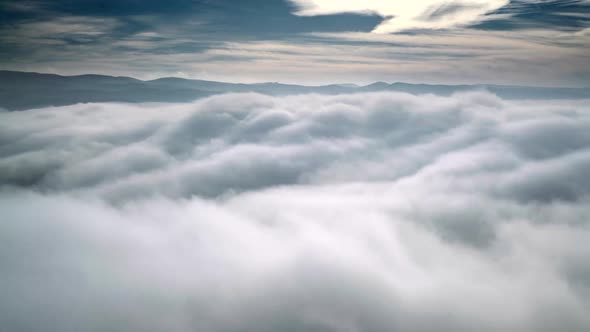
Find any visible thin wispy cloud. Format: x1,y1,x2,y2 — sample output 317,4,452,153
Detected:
0,0,588,85
289,0,509,33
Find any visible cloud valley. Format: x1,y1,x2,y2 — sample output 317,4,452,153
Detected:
1,91,590,331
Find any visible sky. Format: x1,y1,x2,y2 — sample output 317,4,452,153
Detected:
0,1,589,85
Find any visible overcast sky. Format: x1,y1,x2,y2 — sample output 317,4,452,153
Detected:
0,0,589,86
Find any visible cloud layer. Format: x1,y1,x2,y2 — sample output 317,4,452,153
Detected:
289,0,509,33
1,92,590,331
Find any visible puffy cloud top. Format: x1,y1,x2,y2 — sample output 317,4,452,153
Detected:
1,92,590,331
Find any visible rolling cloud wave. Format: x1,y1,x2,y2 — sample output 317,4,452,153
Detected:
1,92,590,331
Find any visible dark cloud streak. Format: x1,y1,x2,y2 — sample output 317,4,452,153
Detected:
474,0,590,30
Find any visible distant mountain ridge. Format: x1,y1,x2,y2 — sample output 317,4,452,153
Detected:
1,70,589,110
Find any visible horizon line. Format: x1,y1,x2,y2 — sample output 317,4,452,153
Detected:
2,69,588,90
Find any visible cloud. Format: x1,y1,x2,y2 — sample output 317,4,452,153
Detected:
1,1,589,86
2,10,589,86
1,92,590,331
288,0,510,33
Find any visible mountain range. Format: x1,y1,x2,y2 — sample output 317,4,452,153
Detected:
1,70,589,111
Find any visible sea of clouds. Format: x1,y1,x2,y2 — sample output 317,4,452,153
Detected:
1,91,590,331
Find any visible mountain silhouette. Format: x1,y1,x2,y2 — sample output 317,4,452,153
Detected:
1,71,589,110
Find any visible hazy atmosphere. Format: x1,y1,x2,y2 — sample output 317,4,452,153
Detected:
1,0,589,85
1,1,590,332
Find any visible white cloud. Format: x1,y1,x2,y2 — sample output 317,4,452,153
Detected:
15,16,119,38
288,0,509,33
1,92,590,331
